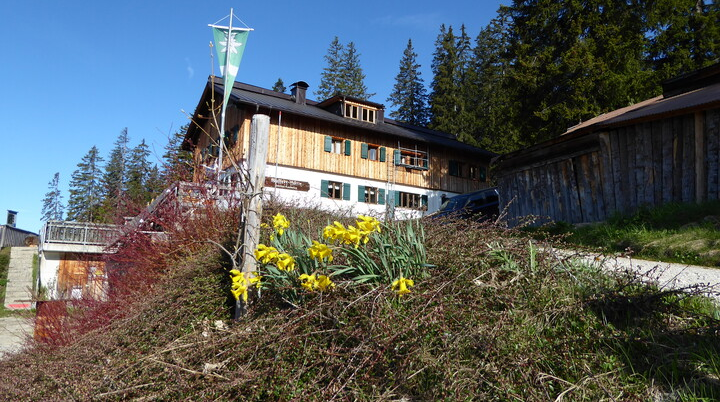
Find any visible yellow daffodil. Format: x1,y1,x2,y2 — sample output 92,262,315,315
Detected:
299,273,316,291
229,270,261,301
273,213,290,236
255,244,279,264
260,222,270,228
356,215,381,234
276,253,296,271
308,241,333,263
343,225,363,247
315,275,335,291
230,271,249,302
323,221,347,244
391,276,414,296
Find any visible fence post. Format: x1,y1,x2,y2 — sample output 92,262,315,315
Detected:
236,114,270,318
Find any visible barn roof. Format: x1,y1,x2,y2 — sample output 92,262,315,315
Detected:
496,63,720,169
185,76,496,159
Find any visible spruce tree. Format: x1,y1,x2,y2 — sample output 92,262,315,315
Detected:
126,139,152,206
162,123,193,184
315,37,345,100
647,0,720,85
339,42,374,100
67,146,104,222
99,128,130,221
272,78,287,93
430,25,478,145
387,39,429,126
41,172,64,221
316,37,373,100
472,10,521,153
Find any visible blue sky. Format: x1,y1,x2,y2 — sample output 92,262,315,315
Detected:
0,0,505,233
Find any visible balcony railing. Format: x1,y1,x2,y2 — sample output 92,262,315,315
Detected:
42,221,121,246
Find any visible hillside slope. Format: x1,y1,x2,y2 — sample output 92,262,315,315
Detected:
0,215,718,400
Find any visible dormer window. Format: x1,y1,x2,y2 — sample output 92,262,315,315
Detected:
344,101,376,123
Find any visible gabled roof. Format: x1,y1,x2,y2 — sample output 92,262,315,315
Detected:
186,76,496,158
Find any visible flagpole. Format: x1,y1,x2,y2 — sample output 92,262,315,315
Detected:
217,8,234,181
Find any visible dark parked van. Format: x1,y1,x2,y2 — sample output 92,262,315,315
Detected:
431,187,500,221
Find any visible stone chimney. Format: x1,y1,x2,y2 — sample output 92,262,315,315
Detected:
290,81,309,105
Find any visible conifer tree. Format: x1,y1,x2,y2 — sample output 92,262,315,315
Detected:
315,37,345,100
316,37,373,100
339,42,374,100
647,0,720,85
67,146,104,222
472,10,521,153
41,172,64,221
126,139,152,206
272,78,287,93
162,123,193,184
429,25,477,145
387,39,429,126
98,128,130,221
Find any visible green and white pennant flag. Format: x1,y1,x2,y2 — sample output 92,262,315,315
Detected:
212,26,250,107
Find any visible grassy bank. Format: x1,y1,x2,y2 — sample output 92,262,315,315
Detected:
542,201,720,267
0,206,717,400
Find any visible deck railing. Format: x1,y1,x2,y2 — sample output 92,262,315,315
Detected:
42,221,121,246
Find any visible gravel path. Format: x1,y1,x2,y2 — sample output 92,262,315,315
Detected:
551,248,720,302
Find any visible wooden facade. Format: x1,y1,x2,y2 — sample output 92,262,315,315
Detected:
185,79,495,215
495,64,720,225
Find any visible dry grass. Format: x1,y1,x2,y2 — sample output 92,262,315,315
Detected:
0,207,717,400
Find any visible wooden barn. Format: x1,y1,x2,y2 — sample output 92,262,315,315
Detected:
494,63,720,225
184,78,496,218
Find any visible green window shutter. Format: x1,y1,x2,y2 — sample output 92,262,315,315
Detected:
394,191,400,207
361,143,368,159
393,150,400,165
479,166,487,182
378,189,385,205
345,140,352,156
320,180,329,198
449,160,458,176
379,147,386,162
357,185,365,202
423,155,428,169
324,136,332,152
421,194,428,207
342,183,351,200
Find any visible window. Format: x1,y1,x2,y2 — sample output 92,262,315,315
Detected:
344,101,377,123
361,143,386,162
394,148,428,170
358,185,385,204
324,136,352,156
321,180,351,200
389,191,428,210
449,160,466,177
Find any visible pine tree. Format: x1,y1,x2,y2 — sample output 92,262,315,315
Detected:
506,0,654,143
126,139,152,206
339,42,374,100
387,39,429,126
647,0,720,85
41,172,64,221
67,146,104,222
316,37,374,100
472,9,522,153
272,78,287,93
315,37,345,100
98,128,130,221
162,123,194,184
430,25,477,144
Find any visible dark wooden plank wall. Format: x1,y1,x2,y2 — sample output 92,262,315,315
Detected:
499,107,720,224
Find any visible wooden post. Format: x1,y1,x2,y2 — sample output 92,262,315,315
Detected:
236,114,270,319
695,111,706,203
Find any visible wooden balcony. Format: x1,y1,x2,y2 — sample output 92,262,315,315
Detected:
41,221,120,251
